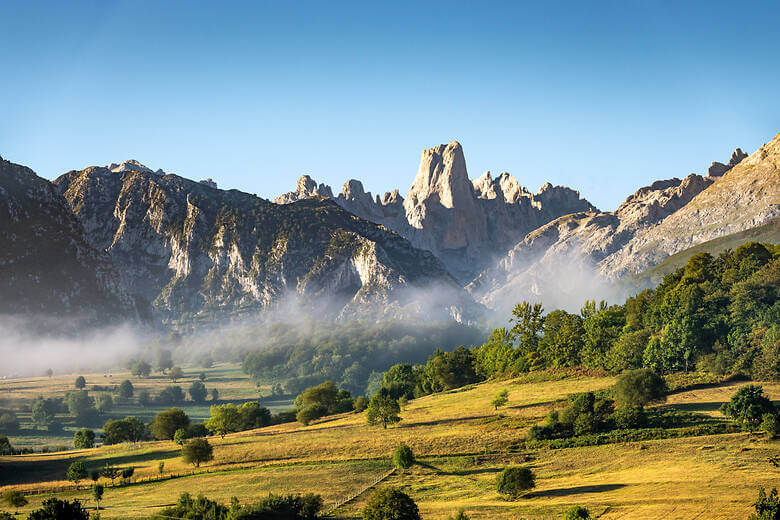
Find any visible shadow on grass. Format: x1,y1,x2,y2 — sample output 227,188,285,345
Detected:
663,402,724,413
416,461,502,476
526,483,626,498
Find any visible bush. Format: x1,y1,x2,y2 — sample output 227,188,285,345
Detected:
2,490,28,508
720,385,776,431
564,506,590,519
234,493,323,520
188,381,208,403
157,386,186,405
749,487,779,520
73,429,95,449
173,428,189,446
27,498,88,520
447,510,470,520
362,487,421,520
152,493,227,520
66,461,87,483
297,404,327,426
392,444,414,470
182,438,214,467
496,466,535,499
354,396,369,412
492,389,509,410
761,413,779,438
0,436,13,455
612,406,647,429
613,369,667,408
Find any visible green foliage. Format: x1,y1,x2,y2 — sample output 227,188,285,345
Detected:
102,416,147,445
295,381,354,416
31,396,60,429
362,487,421,520
174,428,189,446
65,390,95,421
94,393,113,414
169,366,185,382
118,379,134,399
353,396,369,412
2,490,28,508
529,392,614,440
392,443,414,470
189,381,208,403
156,349,173,373
612,406,647,429
496,466,535,499
749,487,779,520
206,404,243,437
153,493,228,520
74,376,86,389
73,429,95,449
99,463,120,483
157,385,186,405
232,493,323,520
27,498,89,520
492,389,509,410
131,360,151,378
0,436,12,456
613,368,668,408
66,461,87,483
238,402,272,429
182,438,214,467
151,408,190,440
719,385,776,431
447,510,470,520
564,505,590,519
296,404,327,426
761,413,779,438
92,484,104,510
0,412,19,434
366,389,401,429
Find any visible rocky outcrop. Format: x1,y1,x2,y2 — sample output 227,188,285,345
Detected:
707,148,748,177
0,156,142,328
471,134,780,314
54,165,480,323
275,141,596,280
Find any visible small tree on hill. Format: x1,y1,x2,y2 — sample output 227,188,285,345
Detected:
392,444,414,470
354,396,369,412
118,380,134,400
92,484,104,510
0,436,12,455
496,466,535,499
188,381,208,403
447,510,470,520
362,487,421,520
73,429,95,449
174,428,189,446
151,408,190,440
75,376,86,389
182,438,214,467
210,388,220,402
169,366,185,382
613,368,668,408
366,390,401,429
46,368,53,378
158,461,165,475
66,461,87,484
2,490,28,510
131,360,151,378
492,389,509,410
564,505,591,519
761,413,779,438
720,385,776,431
205,404,243,437
100,463,120,484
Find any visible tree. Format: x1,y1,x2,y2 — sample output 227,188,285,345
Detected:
73,429,95,449
158,461,165,475
0,436,12,455
2,490,28,510
761,413,779,438
295,381,354,415
564,506,591,520
392,444,414,470
188,381,208,403
354,396,369,412
66,391,96,421
90,470,100,482
366,390,401,429
199,372,207,382
100,463,120,484
231,492,323,519
211,388,220,401
124,416,148,444
153,493,228,520
95,393,114,414
27,498,89,520
182,438,214,467
169,366,185,382
749,487,779,520
46,368,53,378
74,376,86,389
118,379,134,400
157,385,186,405
362,487,421,520
720,385,776,431
238,401,272,429
31,396,59,429
156,349,173,374
447,510,470,520
510,301,545,360
121,467,135,480
492,389,509,410
66,461,87,484
138,389,152,407
297,404,327,426
103,418,131,445
0,412,19,434
151,408,191,440
205,404,243,437
613,368,667,408
131,360,151,378
174,428,189,446
92,484,104,510
496,467,535,499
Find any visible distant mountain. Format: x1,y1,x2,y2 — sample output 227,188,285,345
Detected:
275,141,595,281
0,156,141,328
470,134,780,313
53,162,480,324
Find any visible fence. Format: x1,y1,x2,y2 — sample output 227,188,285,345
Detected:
324,467,396,516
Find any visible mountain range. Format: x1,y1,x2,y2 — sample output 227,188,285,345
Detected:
1,132,778,328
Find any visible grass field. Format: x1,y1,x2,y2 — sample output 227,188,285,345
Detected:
1,372,778,519
0,363,293,450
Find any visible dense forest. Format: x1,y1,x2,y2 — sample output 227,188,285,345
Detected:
375,242,779,399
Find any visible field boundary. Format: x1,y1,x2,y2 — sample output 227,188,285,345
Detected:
325,467,396,516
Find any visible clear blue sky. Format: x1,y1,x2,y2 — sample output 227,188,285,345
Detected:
1,0,778,210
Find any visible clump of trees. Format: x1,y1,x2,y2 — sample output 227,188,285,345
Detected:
2,490,28,511
153,492,323,520
294,381,354,426
102,417,148,445
720,385,777,432
27,498,89,520
205,402,272,437
529,392,615,440
496,466,535,499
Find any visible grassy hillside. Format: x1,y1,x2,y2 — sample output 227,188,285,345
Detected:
624,217,780,291
1,374,778,519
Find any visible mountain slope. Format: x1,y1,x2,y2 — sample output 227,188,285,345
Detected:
53,164,479,323
275,141,595,281
0,156,140,327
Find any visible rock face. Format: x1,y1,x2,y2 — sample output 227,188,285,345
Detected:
275,141,596,280
0,156,140,328
708,148,748,177
54,164,479,323
471,134,780,313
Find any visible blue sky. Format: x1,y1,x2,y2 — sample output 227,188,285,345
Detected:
1,1,778,211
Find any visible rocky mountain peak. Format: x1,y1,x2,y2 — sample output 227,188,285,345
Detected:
108,159,162,175
405,141,472,209
274,174,334,203
707,147,748,177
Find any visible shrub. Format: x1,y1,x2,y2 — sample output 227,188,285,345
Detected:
73,429,95,449
613,368,667,408
297,404,327,426
0,436,13,455
152,493,228,520
234,493,323,520
612,406,647,429
720,385,776,431
354,396,369,412
362,487,421,520
27,498,88,520
749,487,779,520
564,506,590,519
448,510,470,520
492,389,509,410
761,413,779,438
182,438,214,467
66,461,87,483
188,381,208,403
173,428,189,446
392,444,414,470
496,466,535,499
2,490,28,509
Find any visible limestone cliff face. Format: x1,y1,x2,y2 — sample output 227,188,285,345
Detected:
54,165,478,323
0,157,140,328
275,141,595,281
471,136,778,313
